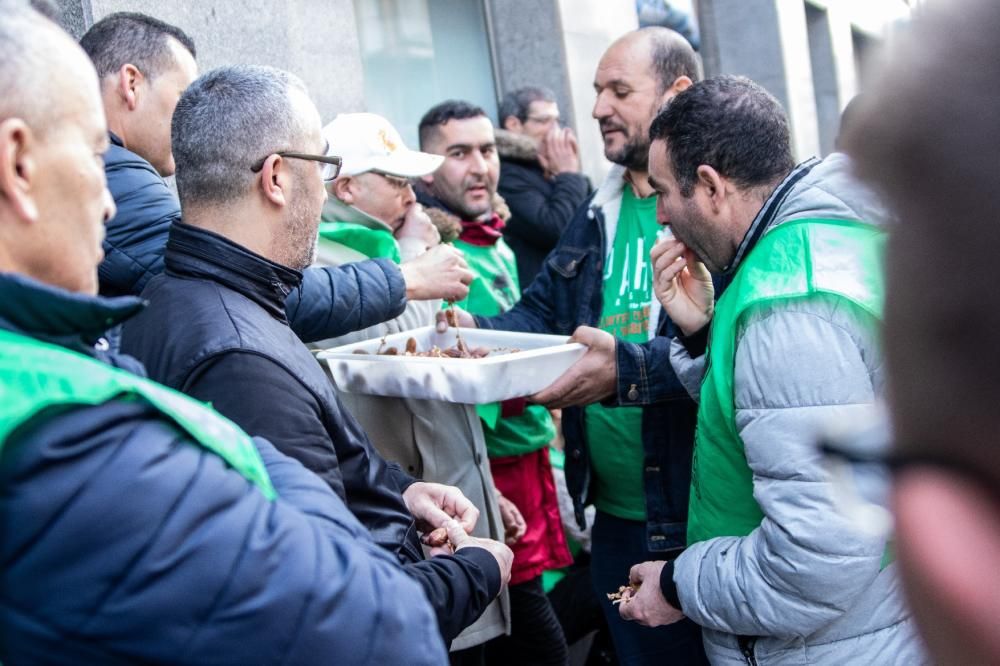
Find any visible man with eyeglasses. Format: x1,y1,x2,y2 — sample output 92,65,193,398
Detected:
312,112,510,658
121,65,512,646
496,86,590,288
0,4,448,663
80,11,471,351
619,76,923,663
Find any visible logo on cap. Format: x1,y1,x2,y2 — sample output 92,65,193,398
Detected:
378,129,398,154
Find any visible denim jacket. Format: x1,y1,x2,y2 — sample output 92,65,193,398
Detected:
476,165,697,552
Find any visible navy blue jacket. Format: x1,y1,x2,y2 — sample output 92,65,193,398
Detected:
121,223,500,642
0,272,447,665
100,133,406,342
475,189,698,552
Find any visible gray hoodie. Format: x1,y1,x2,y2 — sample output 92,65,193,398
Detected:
669,154,926,664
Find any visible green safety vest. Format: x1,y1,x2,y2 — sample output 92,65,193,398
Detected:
0,329,276,499
686,218,885,545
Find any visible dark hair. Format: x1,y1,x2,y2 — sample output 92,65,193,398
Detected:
80,11,195,80
498,86,555,125
642,26,702,93
649,75,793,197
418,100,487,150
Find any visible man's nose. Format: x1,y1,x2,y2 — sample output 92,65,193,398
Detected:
102,186,117,224
593,91,612,120
402,183,416,206
469,150,488,174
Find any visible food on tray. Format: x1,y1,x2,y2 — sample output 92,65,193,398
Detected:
607,582,641,605
350,336,519,359
421,526,450,548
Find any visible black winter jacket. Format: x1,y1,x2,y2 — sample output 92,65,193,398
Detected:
121,223,500,642
495,129,590,288
0,272,447,665
100,132,406,342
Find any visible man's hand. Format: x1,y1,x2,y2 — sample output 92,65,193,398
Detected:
618,561,685,627
496,493,526,545
403,481,479,534
538,126,581,176
650,237,714,337
530,326,616,409
434,305,477,333
395,204,440,249
401,244,474,301
443,519,513,589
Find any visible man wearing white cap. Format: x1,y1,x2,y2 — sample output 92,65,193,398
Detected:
313,112,511,659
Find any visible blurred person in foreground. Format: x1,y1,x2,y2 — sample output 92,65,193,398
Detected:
437,28,708,665
496,86,590,288
313,111,509,660
120,65,511,644
0,3,446,662
620,75,923,663
79,11,470,347
844,0,1000,663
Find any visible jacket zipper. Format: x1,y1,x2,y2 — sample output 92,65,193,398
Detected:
738,636,758,666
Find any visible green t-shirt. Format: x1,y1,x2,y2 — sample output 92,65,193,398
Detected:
453,237,555,458
585,187,659,520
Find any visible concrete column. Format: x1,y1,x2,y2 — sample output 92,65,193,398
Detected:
806,2,858,154
556,0,638,184
697,0,821,160
51,0,366,121
485,0,576,130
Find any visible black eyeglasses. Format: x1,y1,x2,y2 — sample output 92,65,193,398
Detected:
250,151,343,182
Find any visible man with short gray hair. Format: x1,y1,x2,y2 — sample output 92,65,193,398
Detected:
122,64,512,644
80,11,470,346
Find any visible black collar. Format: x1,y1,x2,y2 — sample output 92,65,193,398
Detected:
164,222,303,322
0,272,144,353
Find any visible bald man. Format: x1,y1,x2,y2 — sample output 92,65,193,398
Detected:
447,28,709,664
0,3,446,662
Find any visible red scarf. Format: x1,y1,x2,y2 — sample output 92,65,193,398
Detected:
459,213,506,246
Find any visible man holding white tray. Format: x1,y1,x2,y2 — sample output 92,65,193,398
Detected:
311,112,511,659
435,29,709,666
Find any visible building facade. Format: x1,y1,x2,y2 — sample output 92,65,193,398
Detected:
54,0,911,183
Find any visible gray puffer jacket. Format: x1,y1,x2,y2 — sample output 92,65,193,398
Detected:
669,154,926,664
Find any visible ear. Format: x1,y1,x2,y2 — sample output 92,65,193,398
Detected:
331,176,355,204
695,164,727,212
258,154,289,207
0,118,40,223
116,64,143,111
503,116,522,133
661,75,694,105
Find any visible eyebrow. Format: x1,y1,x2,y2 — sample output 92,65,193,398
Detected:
594,78,632,90
445,142,495,152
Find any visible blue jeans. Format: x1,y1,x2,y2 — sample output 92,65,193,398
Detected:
590,511,708,666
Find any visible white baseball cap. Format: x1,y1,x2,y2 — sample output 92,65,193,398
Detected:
322,112,444,178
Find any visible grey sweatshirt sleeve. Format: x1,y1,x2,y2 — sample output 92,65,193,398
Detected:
673,297,888,639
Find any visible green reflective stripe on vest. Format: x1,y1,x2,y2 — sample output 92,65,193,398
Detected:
686,219,885,545
0,330,276,499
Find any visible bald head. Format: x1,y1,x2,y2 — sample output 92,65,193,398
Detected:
593,27,699,172
606,27,700,95
0,0,114,295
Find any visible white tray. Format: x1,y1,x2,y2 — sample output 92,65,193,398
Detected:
317,326,587,403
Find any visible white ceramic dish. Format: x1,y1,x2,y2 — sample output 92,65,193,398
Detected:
317,326,587,403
